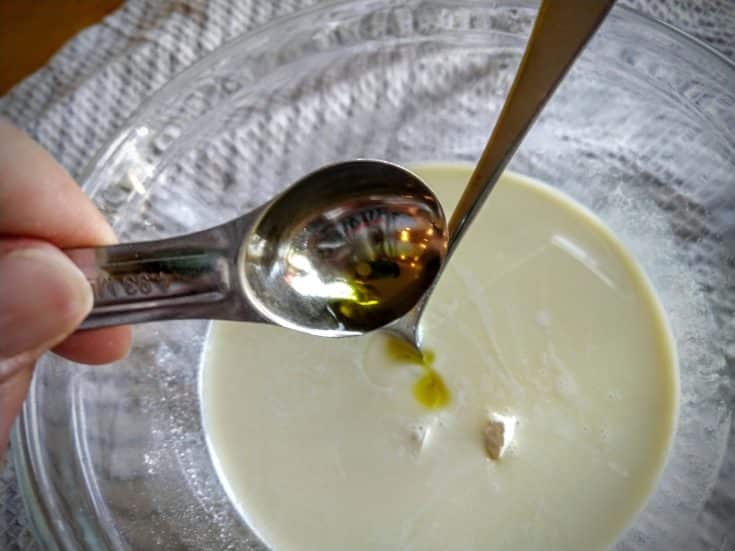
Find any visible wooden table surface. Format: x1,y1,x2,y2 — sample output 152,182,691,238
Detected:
0,0,124,95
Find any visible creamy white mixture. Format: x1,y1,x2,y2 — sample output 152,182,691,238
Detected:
202,164,678,551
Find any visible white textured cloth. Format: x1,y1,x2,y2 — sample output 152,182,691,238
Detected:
1,0,733,181
1,1,733,550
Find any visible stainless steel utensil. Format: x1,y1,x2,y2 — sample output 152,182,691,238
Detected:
66,160,447,336
387,0,615,347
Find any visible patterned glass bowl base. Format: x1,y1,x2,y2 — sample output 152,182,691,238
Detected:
12,1,735,550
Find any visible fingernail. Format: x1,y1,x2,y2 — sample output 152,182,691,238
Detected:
0,247,93,358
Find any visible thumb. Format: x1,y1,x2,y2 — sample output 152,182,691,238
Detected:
1,243,92,461
0,243,93,368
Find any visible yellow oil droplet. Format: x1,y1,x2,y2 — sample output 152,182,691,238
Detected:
386,337,425,363
385,337,449,409
413,367,450,410
339,302,354,317
355,261,372,277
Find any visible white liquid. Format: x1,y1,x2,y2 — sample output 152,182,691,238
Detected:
202,165,678,551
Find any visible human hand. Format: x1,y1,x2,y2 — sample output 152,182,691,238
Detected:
0,119,131,462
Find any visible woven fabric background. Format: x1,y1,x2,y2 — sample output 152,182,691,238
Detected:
1,1,734,550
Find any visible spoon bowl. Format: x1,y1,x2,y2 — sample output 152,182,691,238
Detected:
243,161,447,335
66,160,447,335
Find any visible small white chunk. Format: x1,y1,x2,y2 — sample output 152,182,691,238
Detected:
484,414,517,460
484,420,505,460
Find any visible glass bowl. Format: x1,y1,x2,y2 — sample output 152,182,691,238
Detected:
12,1,735,549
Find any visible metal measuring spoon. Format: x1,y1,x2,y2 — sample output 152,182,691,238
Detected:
386,0,616,348
66,160,447,336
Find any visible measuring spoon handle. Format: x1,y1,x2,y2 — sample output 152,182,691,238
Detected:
64,213,265,329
